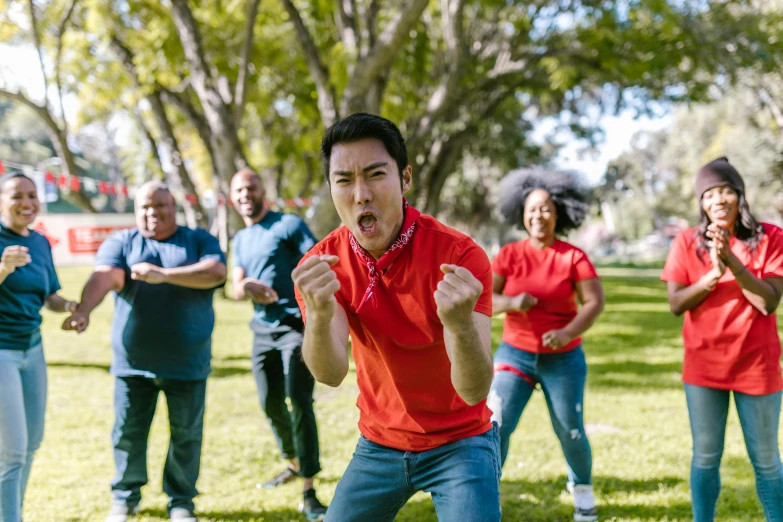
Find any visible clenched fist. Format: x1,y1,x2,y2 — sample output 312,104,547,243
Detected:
0,245,31,275
130,263,167,284
434,264,483,329
292,255,340,320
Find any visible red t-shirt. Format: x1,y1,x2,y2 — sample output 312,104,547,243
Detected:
661,223,783,395
491,239,598,353
294,214,493,451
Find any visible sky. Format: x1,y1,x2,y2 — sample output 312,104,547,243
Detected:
1,45,672,187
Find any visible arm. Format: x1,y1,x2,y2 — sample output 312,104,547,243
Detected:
491,274,537,315
294,255,349,387
302,301,350,387
725,257,783,315
131,259,227,289
62,266,125,333
44,293,78,313
563,278,604,338
443,311,493,406
232,266,279,303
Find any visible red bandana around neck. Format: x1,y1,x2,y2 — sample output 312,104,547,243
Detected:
349,199,421,313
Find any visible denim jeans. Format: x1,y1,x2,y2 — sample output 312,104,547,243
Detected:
251,339,321,478
0,340,46,522
488,342,593,487
324,424,501,522
685,384,783,522
111,376,207,513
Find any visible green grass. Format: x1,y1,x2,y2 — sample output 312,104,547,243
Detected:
24,268,772,521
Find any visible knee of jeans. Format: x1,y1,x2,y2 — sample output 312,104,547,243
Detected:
748,448,783,477
487,388,504,427
692,448,723,469
0,445,26,471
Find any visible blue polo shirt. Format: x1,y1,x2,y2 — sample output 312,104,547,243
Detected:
95,226,225,380
233,211,315,339
0,223,60,350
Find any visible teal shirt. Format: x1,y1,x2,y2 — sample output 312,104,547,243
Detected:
0,223,60,350
232,211,316,333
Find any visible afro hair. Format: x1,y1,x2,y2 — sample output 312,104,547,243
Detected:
498,168,589,235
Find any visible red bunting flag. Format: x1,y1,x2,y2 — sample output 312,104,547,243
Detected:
57,174,68,188
0,161,5,174
184,193,198,204
44,171,55,184
107,183,116,196
69,176,81,192
98,181,108,194
120,185,128,197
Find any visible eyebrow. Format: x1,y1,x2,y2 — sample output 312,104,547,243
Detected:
332,162,389,177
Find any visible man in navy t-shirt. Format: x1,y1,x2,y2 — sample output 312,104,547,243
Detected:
230,169,326,520
63,181,226,522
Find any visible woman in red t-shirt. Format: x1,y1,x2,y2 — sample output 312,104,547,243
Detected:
662,157,783,522
488,168,605,522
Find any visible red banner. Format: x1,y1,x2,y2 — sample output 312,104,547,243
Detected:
67,225,134,254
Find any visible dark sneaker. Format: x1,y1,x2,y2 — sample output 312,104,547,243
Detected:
299,488,327,521
169,507,198,521
105,504,139,522
257,466,299,489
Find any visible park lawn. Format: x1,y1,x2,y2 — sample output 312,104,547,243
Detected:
23,267,772,521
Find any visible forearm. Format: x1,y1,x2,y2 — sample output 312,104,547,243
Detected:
727,258,781,314
162,260,227,289
492,293,517,315
44,294,77,313
0,268,10,286
444,322,493,406
669,277,713,315
563,301,603,339
302,315,349,387
78,275,116,315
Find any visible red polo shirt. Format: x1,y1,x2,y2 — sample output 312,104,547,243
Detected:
295,214,493,451
492,239,599,353
661,223,783,395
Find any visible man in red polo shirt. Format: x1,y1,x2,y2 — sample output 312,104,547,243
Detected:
293,113,500,521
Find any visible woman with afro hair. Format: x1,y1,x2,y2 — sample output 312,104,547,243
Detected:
488,168,604,522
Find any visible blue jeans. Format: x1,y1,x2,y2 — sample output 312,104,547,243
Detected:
111,376,207,513
0,341,46,522
489,342,592,487
325,424,501,522
685,384,783,522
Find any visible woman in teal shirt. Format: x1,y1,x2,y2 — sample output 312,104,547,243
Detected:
0,173,78,522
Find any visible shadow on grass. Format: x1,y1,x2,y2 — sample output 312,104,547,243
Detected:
138,506,304,521
391,475,695,521
210,365,251,378
47,361,111,372
587,360,684,390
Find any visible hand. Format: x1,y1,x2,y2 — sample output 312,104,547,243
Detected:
0,245,31,275
702,244,726,292
244,280,279,304
706,224,732,263
511,293,537,312
434,264,483,330
292,255,340,320
130,263,167,284
542,329,573,350
61,309,89,334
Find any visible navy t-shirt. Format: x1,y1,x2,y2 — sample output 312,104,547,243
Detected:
95,226,225,380
0,223,60,350
233,211,316,333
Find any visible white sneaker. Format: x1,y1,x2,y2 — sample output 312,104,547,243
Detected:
105,504,139,522
571,484,598,522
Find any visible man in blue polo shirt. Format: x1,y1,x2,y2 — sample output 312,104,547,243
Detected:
63,181,226,522
229,169,326,520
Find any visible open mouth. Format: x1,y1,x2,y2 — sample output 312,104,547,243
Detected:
19,210,35,219
357,212,379,236
712,208,729,219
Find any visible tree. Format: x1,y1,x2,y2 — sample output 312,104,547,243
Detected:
0,0,97,211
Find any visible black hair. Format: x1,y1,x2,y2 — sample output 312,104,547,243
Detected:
320,113,408,187
695,189,764,257
498,168,589,235
0,173,35,194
